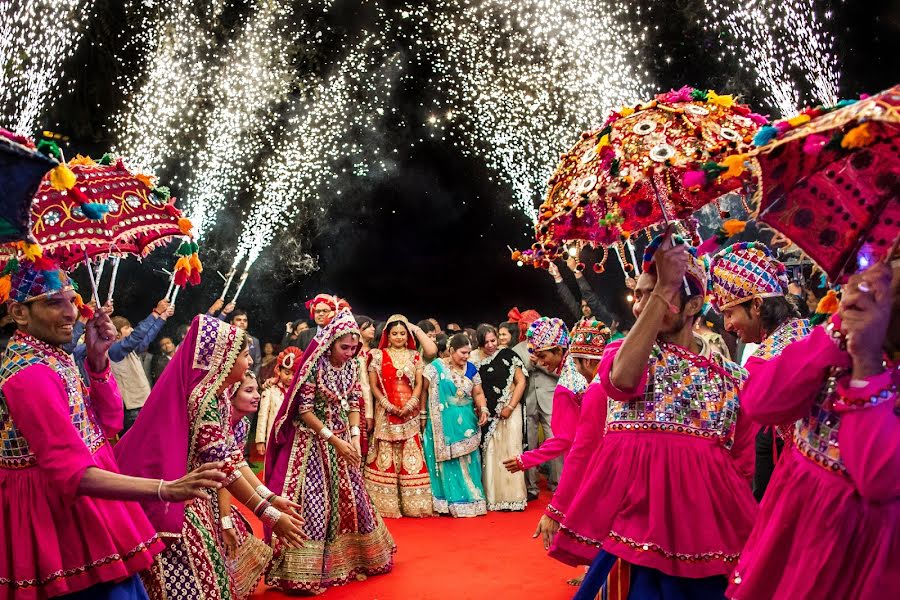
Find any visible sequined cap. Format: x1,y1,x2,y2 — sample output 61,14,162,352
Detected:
568,319,612,360
526,317,569,354
641,233,709,298
3,255,74,304
709,242,789,310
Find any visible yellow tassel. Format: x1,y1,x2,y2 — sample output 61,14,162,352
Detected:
722,219,747,237
720,154,746,179
15,241,43,261
841,123,874,149
177,218,193,236
49,164,76,191
706,91,735,107
596,134,610,150
189,253,203,273
69,154,97,167
619,106,635,117
0,274,11,303
787,114,811,127
816,290,839,315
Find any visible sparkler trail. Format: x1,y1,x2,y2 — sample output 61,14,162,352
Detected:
704,0,840,116
0,0,96,135
409,0,654,220
234,31,403,268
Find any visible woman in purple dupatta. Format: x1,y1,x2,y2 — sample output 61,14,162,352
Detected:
265,309,396,594
115,315,304,600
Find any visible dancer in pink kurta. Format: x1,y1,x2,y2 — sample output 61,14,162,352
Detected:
0,253,222,600
727,260,900,600
528,320,612,558
542,380,607,566
569,230,757,600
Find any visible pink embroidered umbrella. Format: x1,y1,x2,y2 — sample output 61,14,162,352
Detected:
519,86,765,274
743,85,900,282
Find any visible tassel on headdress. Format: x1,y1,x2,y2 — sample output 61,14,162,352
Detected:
809,290,839,325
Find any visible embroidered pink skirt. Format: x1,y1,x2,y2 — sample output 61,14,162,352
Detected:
0,444,162,600
551,431,757,578
727,446,900,599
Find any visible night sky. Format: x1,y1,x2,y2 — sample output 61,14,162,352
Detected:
36,0,900,346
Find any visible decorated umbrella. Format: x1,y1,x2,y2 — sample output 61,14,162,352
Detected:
30,149,201,301
516,86,766,275
739,85,900,282
0,130,58,243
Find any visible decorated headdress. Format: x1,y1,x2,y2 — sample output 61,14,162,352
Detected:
305,293,338,319
568,319,612,360
526,317,570,355
0,242,93,319
276,346,303,372
507,307,541,342
379,314,417,350
641,233,709,298
708,242,790,311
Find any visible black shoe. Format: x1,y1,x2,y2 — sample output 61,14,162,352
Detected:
527,492,539,501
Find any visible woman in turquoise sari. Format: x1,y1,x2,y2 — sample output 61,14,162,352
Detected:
421,333,490,517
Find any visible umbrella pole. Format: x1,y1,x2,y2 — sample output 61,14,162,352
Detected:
94,258,107,287
626,239,639,273
106,257,121,305
650,175,691,296
164,271,176,302
83,253,100,307
170,285,180,305
218,269,236,301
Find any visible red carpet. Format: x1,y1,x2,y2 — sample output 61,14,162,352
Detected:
249,486,582,600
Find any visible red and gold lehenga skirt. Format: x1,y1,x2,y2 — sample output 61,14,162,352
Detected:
363,377,433,518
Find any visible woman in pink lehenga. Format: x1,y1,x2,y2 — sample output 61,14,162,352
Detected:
265,309,395,594
116,315,305,600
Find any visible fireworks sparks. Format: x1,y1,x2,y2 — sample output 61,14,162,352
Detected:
112,1,224,182
234,31,403,267
704,0,840,116
181,0,297,238
408,0,654,220
0,0,96,135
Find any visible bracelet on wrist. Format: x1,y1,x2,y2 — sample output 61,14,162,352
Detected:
157,479,167,502
260,505,283,529
350,425,361,437
478,406,489,415
253,499,272,517
650,290,679,314
318,427,334,441
221,515,235,530
826,317,847,351
255,484,275,501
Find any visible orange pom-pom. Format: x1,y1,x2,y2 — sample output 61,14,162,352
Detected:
841,123,874,149
188,253,203,274
722,219,747,237
816,289,839,315
135,173,155,189
177,218,193,235
0,275,11,303
174,256,191,273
